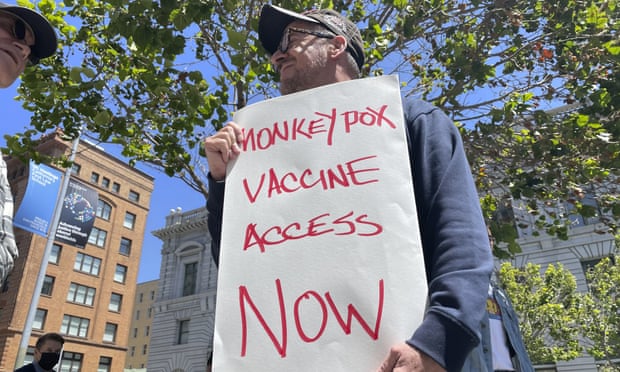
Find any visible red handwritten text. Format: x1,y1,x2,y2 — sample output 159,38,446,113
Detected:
239,278,385,357
342,104,396,134
243,210,383,253
242,155,379,203
242,105,395,151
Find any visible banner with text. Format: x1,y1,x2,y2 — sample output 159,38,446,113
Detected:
14,160,63,236
54,178,98,248
213,75,428,371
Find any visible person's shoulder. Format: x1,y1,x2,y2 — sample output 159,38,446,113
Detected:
14,363,36,372
401,97,455,138
403,97,439,113
401,97,452,124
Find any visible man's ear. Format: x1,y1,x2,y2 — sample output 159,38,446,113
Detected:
329,35,348,58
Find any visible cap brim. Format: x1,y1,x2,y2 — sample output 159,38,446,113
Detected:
258,4,319,55
0,3,57,63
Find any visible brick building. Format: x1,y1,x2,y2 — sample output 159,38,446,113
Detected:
0,131,154,371
125,279,158,370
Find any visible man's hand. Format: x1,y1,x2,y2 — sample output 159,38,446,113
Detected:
377,343,446,372
203,122,244,180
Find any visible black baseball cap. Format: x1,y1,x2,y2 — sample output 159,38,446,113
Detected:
0,2,57,63
258,4,365,70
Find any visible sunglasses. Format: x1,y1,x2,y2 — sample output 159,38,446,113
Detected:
277,27,334,54
0,11,33,45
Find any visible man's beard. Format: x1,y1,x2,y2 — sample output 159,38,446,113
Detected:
279,50,328,95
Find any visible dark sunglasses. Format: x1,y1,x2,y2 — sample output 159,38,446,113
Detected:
0,12,30,43
277,27,334,54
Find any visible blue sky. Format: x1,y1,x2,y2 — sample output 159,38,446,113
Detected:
2,79,206,283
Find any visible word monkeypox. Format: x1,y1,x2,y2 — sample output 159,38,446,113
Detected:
241,104,396,151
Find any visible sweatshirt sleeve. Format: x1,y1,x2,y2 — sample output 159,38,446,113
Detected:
207,174,226,266
403,99,493,371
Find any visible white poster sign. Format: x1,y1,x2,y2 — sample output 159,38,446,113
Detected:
213,75,427,371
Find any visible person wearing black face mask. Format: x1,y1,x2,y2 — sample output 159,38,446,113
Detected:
15,332,65,372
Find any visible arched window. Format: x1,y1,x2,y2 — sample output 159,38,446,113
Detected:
97,199,112,220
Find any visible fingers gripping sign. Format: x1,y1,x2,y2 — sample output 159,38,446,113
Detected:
204,122,245,180
377,343,446,372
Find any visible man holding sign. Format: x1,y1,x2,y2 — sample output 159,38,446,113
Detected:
204,4,492,372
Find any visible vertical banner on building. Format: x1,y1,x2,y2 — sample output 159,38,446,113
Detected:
213,75,428,371
54,178,98,248
14,160,63,236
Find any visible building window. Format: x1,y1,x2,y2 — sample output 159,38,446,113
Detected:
130,346,135,357
90,172,100,183
566,192,602,227
581,256,616,286
24,346,35,364
71,163,81,175
33,308,47,330
145,325,150,337
581,257,613,274
135,310,140,320
112,182,120,193
61,315,90,337
150,290,155,300
103,323,117,343
128,190,140,202
74,252,102,276
67,283,96,306
49,244,61,265
101,177,110,188
114,264,127,283
119,238,132,256
98,356,112,372
139,292,143,303
109,293,122,312
62,351,83,370
124,212,136,229
88,227,107,247
142,344,147,355
133,327,138,338
96,200,112,221
177,320,190,344
148,307,152,318
534,367,558,372
182,262,198,296
41,275,54,296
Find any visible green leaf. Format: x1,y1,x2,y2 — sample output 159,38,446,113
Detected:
94,110,111,126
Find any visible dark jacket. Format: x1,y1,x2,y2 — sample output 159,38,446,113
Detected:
14,363,37,372
207,98,493,371
461,283,535,372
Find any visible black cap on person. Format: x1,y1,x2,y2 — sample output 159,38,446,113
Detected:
258,4,365,70
0,2,57,63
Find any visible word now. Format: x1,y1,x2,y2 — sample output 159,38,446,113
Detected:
242,155,379,203
242,104,396,151
239,278,385,357
243,210,383,252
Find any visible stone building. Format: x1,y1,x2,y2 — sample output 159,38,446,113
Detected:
499,197,617,371
148,207,216,372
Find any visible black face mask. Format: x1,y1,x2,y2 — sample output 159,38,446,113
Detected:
38,352,60,370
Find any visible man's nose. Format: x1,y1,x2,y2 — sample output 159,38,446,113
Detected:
12,40,31,61
270,50,286,72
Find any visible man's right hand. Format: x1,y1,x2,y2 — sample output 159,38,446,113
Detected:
203,122,244,180
377,343,446,372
